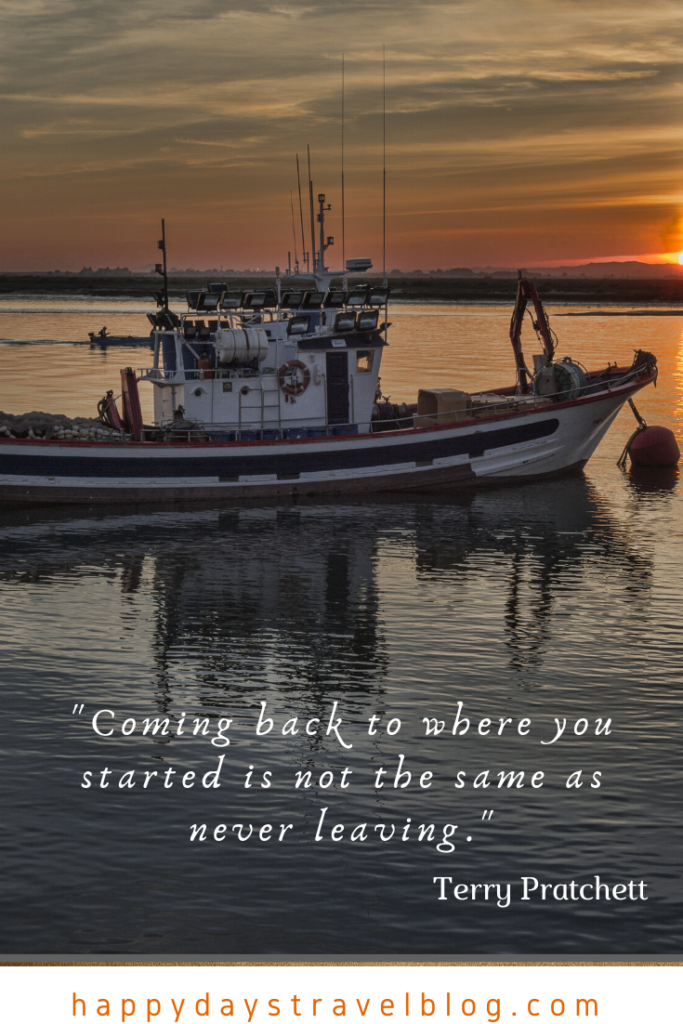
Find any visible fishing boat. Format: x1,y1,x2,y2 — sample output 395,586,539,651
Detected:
0,200,658,506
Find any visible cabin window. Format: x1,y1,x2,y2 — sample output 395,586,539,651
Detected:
356,350,374,373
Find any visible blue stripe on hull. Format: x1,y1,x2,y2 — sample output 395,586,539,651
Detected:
0,418,559,479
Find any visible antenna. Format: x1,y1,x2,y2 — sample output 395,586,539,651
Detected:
307,145,316,272
342,53,346,287
382,44,387,287
289,190,299,274
296,154,307,272
155,218,168,310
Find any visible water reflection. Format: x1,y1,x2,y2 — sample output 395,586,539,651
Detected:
149,508,387,706
674,326,683,441
0,477,653,692
1,479,680,956
627,463,680,493
413,478,652,677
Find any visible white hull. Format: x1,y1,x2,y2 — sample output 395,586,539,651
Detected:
0,377,649,506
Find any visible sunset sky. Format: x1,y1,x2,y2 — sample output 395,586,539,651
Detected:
1,1,683,272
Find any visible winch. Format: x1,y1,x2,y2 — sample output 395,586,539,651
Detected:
532,356,587,400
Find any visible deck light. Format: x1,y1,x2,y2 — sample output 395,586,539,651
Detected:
346,286,369,307
302,291,326,308
334,311,356,332
368,287,390,306
198,293,220,312
357,310,379,331
157,310,180,330
287,315,310,336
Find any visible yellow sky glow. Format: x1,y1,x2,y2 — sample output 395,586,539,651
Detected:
1,1,683,271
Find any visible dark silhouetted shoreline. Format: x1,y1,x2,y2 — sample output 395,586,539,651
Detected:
1,273,683,305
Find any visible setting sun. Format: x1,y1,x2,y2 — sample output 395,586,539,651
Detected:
678,253,683,265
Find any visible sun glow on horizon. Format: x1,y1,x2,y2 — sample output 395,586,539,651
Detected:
678,252,683,266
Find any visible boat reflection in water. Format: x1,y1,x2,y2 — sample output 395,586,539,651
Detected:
0,475,652,697
2,478,679,956
147,505,389,714
627,462,680,494
413,476,653,680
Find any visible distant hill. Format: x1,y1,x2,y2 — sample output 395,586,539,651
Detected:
487,262,682,279
390,262,683,279
4,260,681,280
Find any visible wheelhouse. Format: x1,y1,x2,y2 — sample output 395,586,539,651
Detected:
140,282,391,440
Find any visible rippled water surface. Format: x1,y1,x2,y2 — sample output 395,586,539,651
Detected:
0,298,681,955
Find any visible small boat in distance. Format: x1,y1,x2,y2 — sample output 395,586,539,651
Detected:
0,202,658,506
89,328,155,351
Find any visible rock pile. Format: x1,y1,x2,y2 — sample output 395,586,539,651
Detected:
0,411,126,441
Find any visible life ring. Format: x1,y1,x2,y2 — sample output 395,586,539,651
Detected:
278,359,311,396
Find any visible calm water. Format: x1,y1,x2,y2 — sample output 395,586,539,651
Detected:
0,298,681,955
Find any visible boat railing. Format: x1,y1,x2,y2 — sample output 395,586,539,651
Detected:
153,414,362,443
408,362,654,426
137,367,279,384
138,368,211,383
139,358,650,396
142,360,653,441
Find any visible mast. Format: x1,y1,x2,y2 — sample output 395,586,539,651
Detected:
156,218,169,311
342,53,346,288
382,45,387,287
289,190,299,274
307,145,316,272
319,193,325,266
296,154,307,272
317,192,332,274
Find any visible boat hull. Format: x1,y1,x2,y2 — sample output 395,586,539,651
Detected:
0,378,651,506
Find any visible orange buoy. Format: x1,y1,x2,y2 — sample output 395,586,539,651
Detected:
617,398,680,470
628,426,680,466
